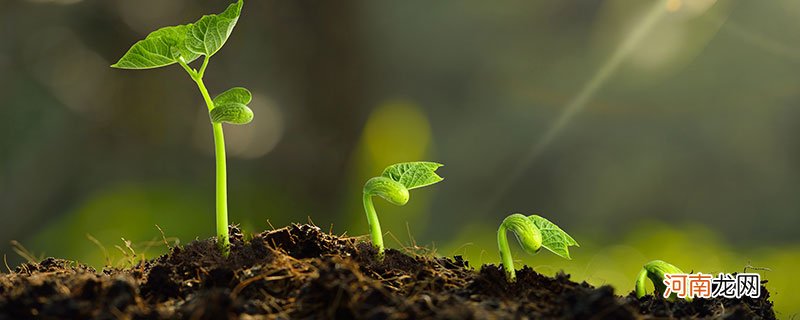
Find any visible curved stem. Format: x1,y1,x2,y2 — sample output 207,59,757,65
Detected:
497,224,516,281
191,68,230,256
363,193,384,255
635,260,690,301
635,267,648,298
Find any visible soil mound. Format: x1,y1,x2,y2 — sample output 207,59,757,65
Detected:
0,224,776,319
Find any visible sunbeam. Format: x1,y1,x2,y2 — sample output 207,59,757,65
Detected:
483,1,671,213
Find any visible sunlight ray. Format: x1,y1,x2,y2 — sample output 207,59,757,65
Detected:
483,1,669,212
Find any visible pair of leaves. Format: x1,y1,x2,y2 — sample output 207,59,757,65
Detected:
505,214,579,260
112,0,243,69
381,162,444,190
210,87,253,125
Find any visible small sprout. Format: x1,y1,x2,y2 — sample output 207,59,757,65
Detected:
497,213,579,281
112,0,250,256
363,162,443,255
635,259,691,301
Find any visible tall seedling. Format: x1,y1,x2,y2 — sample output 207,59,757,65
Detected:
113,0,252,255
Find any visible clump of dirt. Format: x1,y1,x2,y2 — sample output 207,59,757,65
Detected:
0,224,776,319
622,286,775,319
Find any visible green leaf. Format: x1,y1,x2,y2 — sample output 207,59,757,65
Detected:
146,25,201,63
213,87,252,106
528,215,579,259
211,88,252,125
381,162,444,190
209,102,253,125
112,25,199,69
186,0,244,57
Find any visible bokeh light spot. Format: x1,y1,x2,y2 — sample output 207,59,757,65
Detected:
363,100,432,167
666,0,682,13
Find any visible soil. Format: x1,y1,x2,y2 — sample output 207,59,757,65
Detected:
0,224,776,319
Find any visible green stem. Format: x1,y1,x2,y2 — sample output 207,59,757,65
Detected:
178,58,198,79
635,267,648,298
182,58,230,256
362,193,384,255
497,224,516,281
198,56,210,78
210,121,229,255
194,74,215,112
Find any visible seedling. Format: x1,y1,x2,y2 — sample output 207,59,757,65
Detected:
363,162,443,255
497,213,579,281
635,259,691,301
112,0,251,255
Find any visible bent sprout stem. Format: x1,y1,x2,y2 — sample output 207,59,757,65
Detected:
497,213,579,281
635,259,690,301
498,214,542,281
362,162,443,256
362,192,383,251
363,177,408,253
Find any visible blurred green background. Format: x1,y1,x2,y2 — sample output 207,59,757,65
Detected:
1,0,799,316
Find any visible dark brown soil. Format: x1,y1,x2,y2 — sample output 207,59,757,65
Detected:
0,224,776,319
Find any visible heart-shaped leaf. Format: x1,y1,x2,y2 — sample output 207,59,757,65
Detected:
186,0,243,57
528,215,579,259
381,162,444,190
112,24,199,69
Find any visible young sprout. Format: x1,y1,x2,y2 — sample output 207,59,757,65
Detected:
363,162,443,255
497,213,579,281
112,0,250,256
635,259,691,301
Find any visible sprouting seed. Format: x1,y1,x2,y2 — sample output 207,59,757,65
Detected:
363,162,443,256
497,213,579,281
635,259,691,301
